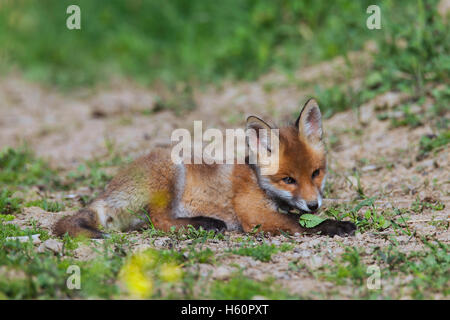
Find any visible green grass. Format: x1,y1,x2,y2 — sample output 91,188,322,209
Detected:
3,208,447,300
323,197,415,234
0,1,447,121
411,197,445,213
143,224,226,242
0,236,123,299
322,247,367,286
231,243,278,262
66,162,113,193
0,218,296,299
389,104,423,129
184,247,216,265
0,147,68,216
25,199,66,212
314,84,364,119
371,0,449,97
324,196,446,236
315,0,449,117
0,127,447,299
0,190,22,215
0,0,395,89
0,146,120,214
0,147,59,189
0,215,50,242
375,239,449,299
209,273,294,299
317,239,449,299
418,131,450,158
230,242,293,262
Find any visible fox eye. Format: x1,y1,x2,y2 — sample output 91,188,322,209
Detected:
282,177,296,184
312,169,320,179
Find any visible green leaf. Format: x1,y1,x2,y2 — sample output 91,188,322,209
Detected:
298,214,326,228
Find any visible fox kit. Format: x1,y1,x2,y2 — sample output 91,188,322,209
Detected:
54,99,356,238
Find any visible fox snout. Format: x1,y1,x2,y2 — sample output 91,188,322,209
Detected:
296,196,321,213
306,200,319,211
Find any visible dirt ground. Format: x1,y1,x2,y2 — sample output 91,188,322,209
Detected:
0,51,448,299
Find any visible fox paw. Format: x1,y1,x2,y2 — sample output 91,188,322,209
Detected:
313,219,356,237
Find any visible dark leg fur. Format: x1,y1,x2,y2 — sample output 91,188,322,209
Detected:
309,219,356,237
186,217,227,233
53,209,105,239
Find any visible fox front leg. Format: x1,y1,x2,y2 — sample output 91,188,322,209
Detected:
308,219,357,237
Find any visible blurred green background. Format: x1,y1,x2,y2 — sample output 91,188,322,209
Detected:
0,0,448,301
0,0,448,92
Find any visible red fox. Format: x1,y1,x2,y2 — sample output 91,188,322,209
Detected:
54,99,356,238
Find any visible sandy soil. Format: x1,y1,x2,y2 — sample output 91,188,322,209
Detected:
1,51,448,298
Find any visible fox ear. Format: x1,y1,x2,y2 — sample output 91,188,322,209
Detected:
246,116,275,152
295,98,323,143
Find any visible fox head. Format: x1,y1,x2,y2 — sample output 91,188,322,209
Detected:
246,98,326,213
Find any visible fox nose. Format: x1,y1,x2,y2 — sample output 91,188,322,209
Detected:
307,201,319,211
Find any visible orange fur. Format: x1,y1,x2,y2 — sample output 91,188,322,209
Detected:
53,99,356,238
